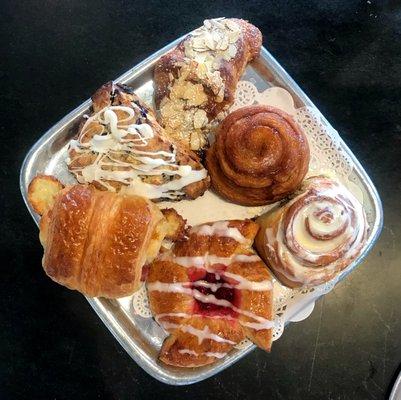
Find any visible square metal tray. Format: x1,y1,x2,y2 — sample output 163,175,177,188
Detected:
20,34,383,385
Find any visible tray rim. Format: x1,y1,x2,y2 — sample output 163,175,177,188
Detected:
20,37,384,385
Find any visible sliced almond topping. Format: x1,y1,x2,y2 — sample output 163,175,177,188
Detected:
225,19,239,31
205,33,215,50
204,19,212,29
213,20,226,30
216,86,225,103
228,44,237,58
219,35,229,50
193,109,208,129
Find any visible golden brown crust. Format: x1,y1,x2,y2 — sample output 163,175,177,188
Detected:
147,219,273,367
255,176,368,288
160,208,187,241
27,175,64,215
254,206,302,288
40,184,166,298
67,82,210,200
154,18,262,150
206,105,310,206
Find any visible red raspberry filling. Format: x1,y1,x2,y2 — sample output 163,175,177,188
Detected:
188,265,240,317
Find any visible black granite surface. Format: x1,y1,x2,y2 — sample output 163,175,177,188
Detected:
1,1,401,399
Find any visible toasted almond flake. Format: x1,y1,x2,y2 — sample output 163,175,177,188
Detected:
204,19,212,29
228,44,237,58
190,131,206,150
225,19,239,31
216,86,225,102
193,109,208,129
206,33,217,50
212,30,222,43
213,20,226,30
192,36,205,48
219,35,229,50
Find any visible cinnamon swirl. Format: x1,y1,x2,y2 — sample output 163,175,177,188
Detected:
255,176,368,288
206,105,310,206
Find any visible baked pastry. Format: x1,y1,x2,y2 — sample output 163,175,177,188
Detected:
67,82,209,201
147,220,274,367
28,174,64,215
28,176,180,298
255,176,368,288
154,18,262,150
206,105,310,206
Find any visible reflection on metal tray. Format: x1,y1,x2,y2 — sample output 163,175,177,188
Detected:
20,35,383,385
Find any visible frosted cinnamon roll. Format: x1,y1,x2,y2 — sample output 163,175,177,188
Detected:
206,105,310,206
255,176,368,287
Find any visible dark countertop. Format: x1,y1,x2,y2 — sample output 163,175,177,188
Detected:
1,1,400,399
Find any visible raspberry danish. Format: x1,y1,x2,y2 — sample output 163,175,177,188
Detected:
147,220,274,367
206,105,310,206
255,176,368,288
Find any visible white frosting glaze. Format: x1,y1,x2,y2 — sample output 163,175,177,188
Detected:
155,312,236,322
155,311,274,331
148,277,272,294
162,322,236,345
67,104,207,199
191,290,274,329
147,250,274,330
191,221,249,243
178,349,227,359
159,252,272,291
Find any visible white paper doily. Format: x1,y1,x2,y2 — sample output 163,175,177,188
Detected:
130,80,368,344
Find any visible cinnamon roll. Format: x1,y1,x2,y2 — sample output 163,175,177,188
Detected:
254,176,368,288
206,105,310,206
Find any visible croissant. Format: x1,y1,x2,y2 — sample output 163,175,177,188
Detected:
67,82,209,201
254,176,368,288
147,220,274,368
30,176,174,298
206,105,310,206
154,18,262,150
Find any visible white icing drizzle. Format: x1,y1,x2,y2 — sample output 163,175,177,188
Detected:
159,252,271,291
67,104,207,199
147,282,192,296
155,311,275,332
162,322,236,345
155,312,236,322
191,221,249,243
147,248,274,330
191,290,274,329
178,349,227,359
147,278,272,294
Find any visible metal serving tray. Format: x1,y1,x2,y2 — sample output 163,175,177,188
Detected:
20,34,383,385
